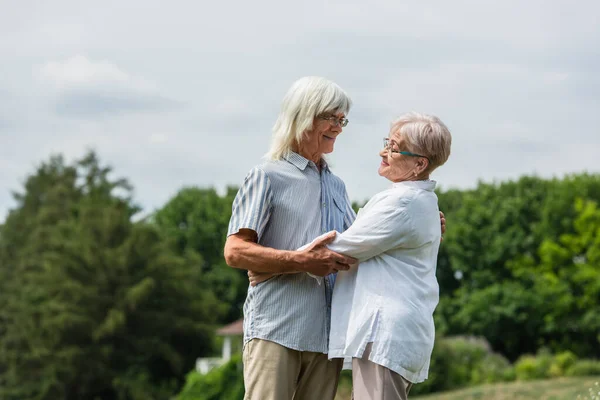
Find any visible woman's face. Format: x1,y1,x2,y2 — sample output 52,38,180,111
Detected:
378,133,420,183
298,112,346,162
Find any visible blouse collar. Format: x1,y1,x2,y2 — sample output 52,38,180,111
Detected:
391,179,436,192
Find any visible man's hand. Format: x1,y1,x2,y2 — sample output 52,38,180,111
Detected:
298,231,357,277
440,211,446,240
248,270,277,286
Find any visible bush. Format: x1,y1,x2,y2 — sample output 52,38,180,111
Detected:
515,349,554,380
566,360,600,377
474,353,514,384
515,355,544,380
549,350,578,377
411,336,513,395
176,355,244,400
515,349,583,380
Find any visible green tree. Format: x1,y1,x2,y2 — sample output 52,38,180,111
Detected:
0,153,221,400
153,187,247,322
435,174,600,359
514,198,600,356
438,174,600,292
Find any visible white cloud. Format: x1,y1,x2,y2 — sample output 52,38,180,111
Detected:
149,133,168,144
40,55,130,87
543,72,570,84
214,97,252,116
37,56,179,118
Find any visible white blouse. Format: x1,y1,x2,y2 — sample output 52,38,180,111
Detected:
325,180,441,383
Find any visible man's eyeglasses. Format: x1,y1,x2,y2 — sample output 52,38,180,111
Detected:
383,138,430,162
319,114,349,127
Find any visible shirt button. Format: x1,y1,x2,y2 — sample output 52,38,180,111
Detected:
322,202,326,207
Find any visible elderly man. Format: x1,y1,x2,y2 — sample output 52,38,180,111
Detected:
224,76,357,400
224,77,445,400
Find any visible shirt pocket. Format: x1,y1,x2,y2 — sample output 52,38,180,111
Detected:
331,194,348,231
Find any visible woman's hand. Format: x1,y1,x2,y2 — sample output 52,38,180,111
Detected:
248,270,277,286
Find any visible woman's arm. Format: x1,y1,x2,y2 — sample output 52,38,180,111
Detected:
326,194,416,262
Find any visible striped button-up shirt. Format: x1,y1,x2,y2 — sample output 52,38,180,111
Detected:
227,152,356,353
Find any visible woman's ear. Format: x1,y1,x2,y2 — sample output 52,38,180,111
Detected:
418,158,429,174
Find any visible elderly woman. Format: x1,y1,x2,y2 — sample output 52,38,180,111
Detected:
322,112,452,399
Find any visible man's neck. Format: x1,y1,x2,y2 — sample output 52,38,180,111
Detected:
292,146,322,170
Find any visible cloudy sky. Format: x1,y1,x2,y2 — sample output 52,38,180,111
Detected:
1,0,599,221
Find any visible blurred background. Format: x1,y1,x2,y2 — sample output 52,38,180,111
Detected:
1,1,599,399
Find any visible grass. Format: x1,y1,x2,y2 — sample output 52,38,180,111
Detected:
336,376,600,400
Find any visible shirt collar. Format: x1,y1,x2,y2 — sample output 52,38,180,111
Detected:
283,152,329,172
392,179,437,192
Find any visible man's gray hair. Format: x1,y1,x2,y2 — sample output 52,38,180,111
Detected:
266,76,352,160
391,112,452,171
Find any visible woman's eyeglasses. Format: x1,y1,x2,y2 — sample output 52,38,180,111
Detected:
383,138,430,162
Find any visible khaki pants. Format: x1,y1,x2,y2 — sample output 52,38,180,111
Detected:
352,343,413,400
243,338,343,400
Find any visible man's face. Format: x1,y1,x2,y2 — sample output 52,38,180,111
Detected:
301,112,346,160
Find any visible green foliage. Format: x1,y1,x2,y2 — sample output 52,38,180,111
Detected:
566,360,600,377
176,356,244,400
411,336,513,395
153,187,246,322
549,351,578,377
513,349,597,381
515,349,554,381
435,174,600,359
0,152,222,400
445,281,545,360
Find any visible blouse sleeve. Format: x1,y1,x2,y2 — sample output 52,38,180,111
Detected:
326,193,415,262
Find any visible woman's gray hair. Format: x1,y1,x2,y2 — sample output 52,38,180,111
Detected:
266,76,352,160
391,112,452,171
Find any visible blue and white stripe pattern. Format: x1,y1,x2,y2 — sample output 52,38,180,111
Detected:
228,152,356,353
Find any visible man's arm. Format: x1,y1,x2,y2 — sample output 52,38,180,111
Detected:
224,229,356,276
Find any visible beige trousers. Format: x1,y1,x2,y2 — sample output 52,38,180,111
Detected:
352,343,413,400
243,338,343,400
